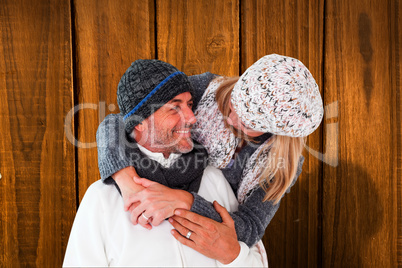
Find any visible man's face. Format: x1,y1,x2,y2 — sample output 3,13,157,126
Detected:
135,92,196,156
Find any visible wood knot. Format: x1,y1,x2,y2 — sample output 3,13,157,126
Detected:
183,60,202,75
207,35,226,56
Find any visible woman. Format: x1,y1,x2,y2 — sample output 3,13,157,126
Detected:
96,54,323,251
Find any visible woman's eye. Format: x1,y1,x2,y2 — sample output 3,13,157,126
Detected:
241,123,251,130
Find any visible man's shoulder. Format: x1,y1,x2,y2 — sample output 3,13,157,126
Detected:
82,180,121,205
86,179,109,192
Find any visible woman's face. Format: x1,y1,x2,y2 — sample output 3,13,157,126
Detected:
227,101,265,137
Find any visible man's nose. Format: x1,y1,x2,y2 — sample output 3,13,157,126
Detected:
182,105,197,125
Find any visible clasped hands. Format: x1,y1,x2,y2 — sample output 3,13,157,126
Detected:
126,176,194,229
113,166,241,264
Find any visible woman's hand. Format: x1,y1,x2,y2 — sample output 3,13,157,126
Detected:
130,177,194,229
169,201,241,265
112,166,145,211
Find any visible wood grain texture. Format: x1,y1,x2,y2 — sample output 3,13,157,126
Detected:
324,0,399,266
156,0,239,76
73,0,155,200
0,0,400,266
390,1,402,265
242,1,324,267
0,0,75,266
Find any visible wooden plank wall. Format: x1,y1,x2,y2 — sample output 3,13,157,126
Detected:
241,1,324,267
0,0,400,267
0,0,76,267
73,0,155,201
323,0,401,267
156,0,239,76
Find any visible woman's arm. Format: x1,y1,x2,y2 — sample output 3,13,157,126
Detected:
96,113,132,182
130,156,303,247
190,186,278,247
188,72,217,108
190,155,305,247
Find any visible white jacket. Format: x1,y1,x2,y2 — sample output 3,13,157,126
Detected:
63,166,266,267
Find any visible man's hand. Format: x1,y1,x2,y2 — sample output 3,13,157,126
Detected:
169,201,241,265
130,177,194,228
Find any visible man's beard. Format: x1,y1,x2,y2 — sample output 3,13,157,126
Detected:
149,128,194,154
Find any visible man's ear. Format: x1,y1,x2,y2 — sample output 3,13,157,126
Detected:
134,121,146,132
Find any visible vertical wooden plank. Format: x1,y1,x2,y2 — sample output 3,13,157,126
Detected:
324,0,398,266
73,0,155,200
157,0,239,76
390,1,402,265
0,0,75,267
242,1,324,267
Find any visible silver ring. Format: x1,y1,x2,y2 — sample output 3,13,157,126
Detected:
186,231,192,239
142,213,149,221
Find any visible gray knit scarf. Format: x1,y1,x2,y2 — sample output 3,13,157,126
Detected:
104,140,208,194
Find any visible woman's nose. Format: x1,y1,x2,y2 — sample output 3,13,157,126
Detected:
227,112,237,127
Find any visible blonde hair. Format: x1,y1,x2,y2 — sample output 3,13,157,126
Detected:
258,135,305,204
215,76,305,204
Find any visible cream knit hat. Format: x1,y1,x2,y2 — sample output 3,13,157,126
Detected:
231,54,324,137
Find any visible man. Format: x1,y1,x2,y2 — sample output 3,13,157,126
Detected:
63,60,264,267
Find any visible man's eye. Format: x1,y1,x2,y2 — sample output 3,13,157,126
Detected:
188,103,194,108
171,106,180,111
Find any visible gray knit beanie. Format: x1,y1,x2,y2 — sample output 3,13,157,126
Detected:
117,59,193,133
